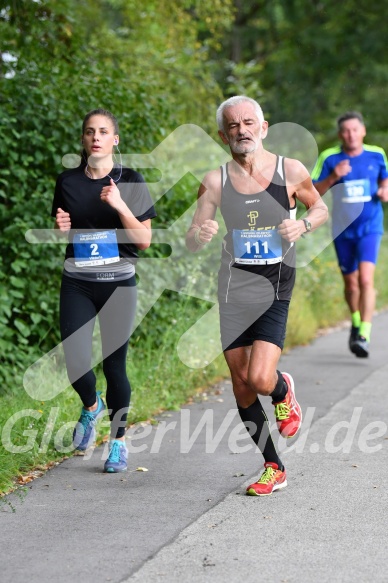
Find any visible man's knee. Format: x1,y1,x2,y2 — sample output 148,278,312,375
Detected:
344,272,359,293
248,370,275,396
230,370,250,395
359,273,375,290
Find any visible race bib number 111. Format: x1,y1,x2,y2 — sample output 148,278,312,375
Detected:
232,228,282,264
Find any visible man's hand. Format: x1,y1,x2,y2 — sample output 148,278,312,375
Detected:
377,183,388,202
333,159,351,179
55,208,71,232
196,219,219,244
278,219,306,242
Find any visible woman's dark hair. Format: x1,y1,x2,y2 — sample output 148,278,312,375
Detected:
82,108,119,134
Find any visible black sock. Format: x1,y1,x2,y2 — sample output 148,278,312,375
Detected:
270,370,287,403
238,399,284,471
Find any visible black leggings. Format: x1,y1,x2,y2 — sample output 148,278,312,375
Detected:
60,274,137,438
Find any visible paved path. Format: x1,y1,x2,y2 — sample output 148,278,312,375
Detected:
2,312,388,583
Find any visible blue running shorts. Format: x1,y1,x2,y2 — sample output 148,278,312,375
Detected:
334,232,382,275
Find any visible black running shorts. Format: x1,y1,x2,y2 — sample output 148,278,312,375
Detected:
219,299,290,352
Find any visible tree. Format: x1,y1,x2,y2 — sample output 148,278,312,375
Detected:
218,0,388,148
0,0,235,390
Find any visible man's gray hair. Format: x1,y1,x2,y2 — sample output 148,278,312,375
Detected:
216,96,264,132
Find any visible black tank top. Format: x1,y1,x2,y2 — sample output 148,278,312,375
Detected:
218,156,296,303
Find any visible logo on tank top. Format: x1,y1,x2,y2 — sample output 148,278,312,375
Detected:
245,198,260,204
247,210,259,228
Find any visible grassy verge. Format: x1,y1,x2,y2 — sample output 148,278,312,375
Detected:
1,235,388,496
0,294,227,495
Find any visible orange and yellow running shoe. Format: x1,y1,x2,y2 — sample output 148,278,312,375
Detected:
246,462,287,496
273,372,302,439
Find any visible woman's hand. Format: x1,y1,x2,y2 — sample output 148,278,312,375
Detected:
100,178,124,211
55,208,71,232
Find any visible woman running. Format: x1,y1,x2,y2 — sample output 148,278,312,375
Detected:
53,108,156,472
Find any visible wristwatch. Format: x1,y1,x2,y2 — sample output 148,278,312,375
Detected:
302,218,312,233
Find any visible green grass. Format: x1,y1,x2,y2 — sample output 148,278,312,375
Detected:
1,235,388,496
0,294,227,495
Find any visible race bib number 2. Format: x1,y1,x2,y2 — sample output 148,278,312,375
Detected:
232,228,282,265
73,230,120,267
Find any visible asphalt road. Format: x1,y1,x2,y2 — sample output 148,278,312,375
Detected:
1,311,388,583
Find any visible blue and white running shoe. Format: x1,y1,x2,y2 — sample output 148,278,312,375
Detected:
104,439,128,473
72,392,106,451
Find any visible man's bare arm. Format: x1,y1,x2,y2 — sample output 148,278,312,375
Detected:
314,159,351,196
279,158,329,243
186,170,221,252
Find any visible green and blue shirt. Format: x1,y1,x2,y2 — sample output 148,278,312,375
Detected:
312,145,388,238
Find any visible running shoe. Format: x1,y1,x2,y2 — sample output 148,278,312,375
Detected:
352,335,369,358
72,392,106,451
273,372,302,438
104,439,128,473
246,462,287,496
348,326,359,354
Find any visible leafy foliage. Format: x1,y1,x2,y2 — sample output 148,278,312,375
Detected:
218,0,388,149
0,0,234,391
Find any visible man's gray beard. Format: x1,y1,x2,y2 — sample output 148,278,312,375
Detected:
230,141,257,155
